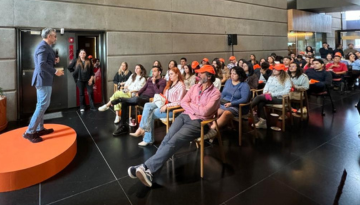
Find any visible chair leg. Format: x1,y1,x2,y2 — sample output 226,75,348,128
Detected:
282,101,286,132
214,121,226,164
129,106,132,122
249,106,257,139
239,108,242,146
321,96,326,116
200,125,204,178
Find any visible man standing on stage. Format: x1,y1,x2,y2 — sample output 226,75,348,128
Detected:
23,28,64,143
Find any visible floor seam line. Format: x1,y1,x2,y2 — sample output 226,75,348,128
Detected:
116,180,133,205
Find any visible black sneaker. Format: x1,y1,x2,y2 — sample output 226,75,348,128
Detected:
112,125,129,136
128,164,143,179
36,128,54,136
23,133,43,143
136,166,153,187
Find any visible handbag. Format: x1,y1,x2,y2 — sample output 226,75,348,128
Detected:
153,93,168,108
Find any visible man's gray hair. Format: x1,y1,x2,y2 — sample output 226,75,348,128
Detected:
41,28,56,39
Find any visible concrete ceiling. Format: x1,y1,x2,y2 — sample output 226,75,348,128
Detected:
288,0,360,13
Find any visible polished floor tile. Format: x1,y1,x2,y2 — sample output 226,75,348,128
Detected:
0,185,39,205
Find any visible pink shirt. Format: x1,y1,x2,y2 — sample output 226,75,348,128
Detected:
181,83,221,120
163,81,186,107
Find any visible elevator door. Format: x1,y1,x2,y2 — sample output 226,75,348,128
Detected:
20,30,73,116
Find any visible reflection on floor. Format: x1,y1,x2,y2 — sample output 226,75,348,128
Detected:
1,88,360,205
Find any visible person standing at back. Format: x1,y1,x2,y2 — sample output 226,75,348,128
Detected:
23,28,64,143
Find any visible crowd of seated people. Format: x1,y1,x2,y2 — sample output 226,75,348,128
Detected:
97,47,360,187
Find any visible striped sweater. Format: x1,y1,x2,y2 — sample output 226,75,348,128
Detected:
163,81,186,107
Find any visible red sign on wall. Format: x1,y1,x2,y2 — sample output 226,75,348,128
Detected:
68,37,74,44
69,45,74,60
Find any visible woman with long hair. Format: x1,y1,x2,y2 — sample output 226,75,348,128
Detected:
130,67,186,146
242,61,259,89
113,62,132,90
288,62,309,117
98,64,147,123
325,53,333,64
249,54,259,65
251,64,291,129
164,60,178,81
68,49,95,112
306,46,315,56
183,64,196,90
267,56,276,69
203,66,251,139
219,58,230,84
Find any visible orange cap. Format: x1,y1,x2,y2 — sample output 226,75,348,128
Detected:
334,52,342,57
229,56,236,61
274,64,286,71
202,58,209,62
191,61,199,69
219,58,225,63
88,55,93,59
195,65,215,75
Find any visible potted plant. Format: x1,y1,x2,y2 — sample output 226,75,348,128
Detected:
0,87,8,132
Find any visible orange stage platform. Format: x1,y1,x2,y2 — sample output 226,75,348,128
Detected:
0,124,77,192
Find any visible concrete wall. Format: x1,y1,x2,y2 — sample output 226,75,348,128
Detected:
326,12,342,48
0,0,288,121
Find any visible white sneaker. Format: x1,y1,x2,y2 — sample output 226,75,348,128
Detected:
114,116,120,124
138,141,151,146
255,118,267,129
98,104,109,112
80,109,85,112
297,107,307,114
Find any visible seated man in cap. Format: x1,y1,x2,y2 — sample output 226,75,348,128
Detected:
227,56,237,69
127,65,220,187
325,53,348,80
305,59,332,94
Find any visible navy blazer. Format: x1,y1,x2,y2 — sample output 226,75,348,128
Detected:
31,40,57,86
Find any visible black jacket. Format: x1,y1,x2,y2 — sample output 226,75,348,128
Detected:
113,71,132,84
68,58,94,82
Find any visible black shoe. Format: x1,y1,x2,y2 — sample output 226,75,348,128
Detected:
90,107,97,111
36,128,54,136
136,165,153,187
128,164,143,179
112,125,129,136
23,133,43,143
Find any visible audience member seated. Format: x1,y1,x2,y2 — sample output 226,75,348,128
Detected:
251,64,291,129
242,61,258,89
113,62,132,91
109,66,167,136
288,62,309,116
254,62,272,87
165,60,178,81
183,64,196,90
267,56,275,70
325,53,347,80
325,53,333,65
148,60,162,77
319,42,333,59
249,54,259,65
213,64,222,90
344,43,358,56
204,66,251,140
212,58,226,86
348,53,360,87
259,58,266,65
303,56,314,71
227,56,237,69
306,46,315,56
177,57,187,74
99,64,147,123
200,58,210,67
130,67,186,146
219,58,230,84
305,59,332,94
283,56,291,71
296,55,306,68
334,44,344,57
127,65,220,187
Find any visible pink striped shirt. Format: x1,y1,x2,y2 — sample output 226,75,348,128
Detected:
181,84,221,120
164,81,186,107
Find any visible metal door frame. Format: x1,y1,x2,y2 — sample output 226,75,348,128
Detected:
16,28,107,120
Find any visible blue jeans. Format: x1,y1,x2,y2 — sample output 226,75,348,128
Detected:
139,102,173,143
26,86,52,134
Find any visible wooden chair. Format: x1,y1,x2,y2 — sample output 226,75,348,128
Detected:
172,108,226,178
289,90,309,121
232,103,257,146
159,106,181,133
309,86,336,116
265,94,293,131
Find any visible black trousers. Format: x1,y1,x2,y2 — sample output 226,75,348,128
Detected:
76,81,95,109
251,95,283,119
111,95,150,126
307,83,326,94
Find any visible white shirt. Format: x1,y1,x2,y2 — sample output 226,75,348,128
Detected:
124,74,146,92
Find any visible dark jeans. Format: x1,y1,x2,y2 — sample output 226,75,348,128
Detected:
144,114,207,173
307,83,326,94
112,95,150,126
77,81,95,109
251,95,283,119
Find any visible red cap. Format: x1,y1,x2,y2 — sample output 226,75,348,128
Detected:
219,58,225,63
191,61,199,69
229,56,236,61
88,55,93,59
334,52,342,57
274,64,285,71
202,58,209,62
195,65,215,75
